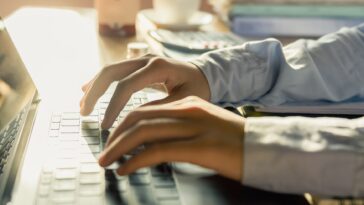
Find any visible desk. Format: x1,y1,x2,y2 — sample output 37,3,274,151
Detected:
5,7,310,205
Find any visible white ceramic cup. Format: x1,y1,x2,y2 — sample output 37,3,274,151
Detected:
153,0,201,24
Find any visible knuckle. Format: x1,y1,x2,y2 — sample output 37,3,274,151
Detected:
149,57,167,68
116,80,132,94
100,64,114,76
184,104,207,116
186,96,200,101
134,119,151,134
142,53,155,58
123,110,138,124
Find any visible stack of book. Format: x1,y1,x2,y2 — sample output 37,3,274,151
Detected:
209,0,364,37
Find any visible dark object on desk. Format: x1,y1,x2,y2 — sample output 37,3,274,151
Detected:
242,106,363,119
98,24,136,37
174,170,310,205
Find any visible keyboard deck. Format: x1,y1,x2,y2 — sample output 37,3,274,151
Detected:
36,92,181,205
0,110,25,176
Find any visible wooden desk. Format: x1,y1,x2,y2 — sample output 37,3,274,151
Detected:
5,7,310,205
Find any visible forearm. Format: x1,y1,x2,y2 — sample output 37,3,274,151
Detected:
243,116,364,197
191,24,364,107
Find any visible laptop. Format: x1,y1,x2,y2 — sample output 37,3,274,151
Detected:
0,16,310,205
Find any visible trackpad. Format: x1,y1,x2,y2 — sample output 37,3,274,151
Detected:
172,163,309,205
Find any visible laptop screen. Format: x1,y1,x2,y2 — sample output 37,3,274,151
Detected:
0,19,36,133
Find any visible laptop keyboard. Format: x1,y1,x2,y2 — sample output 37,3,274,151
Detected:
0,110,25,175
36,91,181,205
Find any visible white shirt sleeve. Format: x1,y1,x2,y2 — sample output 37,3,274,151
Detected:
191,25,364,107
190,24,364,196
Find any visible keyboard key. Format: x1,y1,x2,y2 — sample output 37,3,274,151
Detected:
58,142,80,150
132,186,156,204
118,179,128,192
155,187,179,200
61,119,80,126
59,134,80,142
152,176,175,188
80,163,101,173
55,150,78,159
42,164,54,174
78,196,104,205
80,173,102,184
111,121,118,128
38,184,50,197
62,112,80,120
134,168,148,175
81,129,100,137
54,169,77,179
51,115,61,123
116,174,127,182
79,154,98,163
81,137,100,145
119,111,128,119
50,123,60,130
50,191,75,203
129,174,151,186
36,197,49,205
133,98,142,104
81,122,99,130
160,199,181,205
40,173,53,184
53,179,77,191
60,126,79,133
124,105,133,111
80,144,100,154
99,108,107,115
98,102,109,109
54,159,78,169
81,116,99,123
79,184,104,196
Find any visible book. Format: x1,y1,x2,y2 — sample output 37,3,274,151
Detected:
231,16,364,37
252,101,364,116
208,0,364,22
229,4,364,18
231,0,364,4
229,4,364,37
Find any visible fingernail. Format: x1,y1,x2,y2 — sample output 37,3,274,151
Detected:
80,107,88,116
98,154,107,167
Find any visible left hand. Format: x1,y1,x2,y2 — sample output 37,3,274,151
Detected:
98,96,245,181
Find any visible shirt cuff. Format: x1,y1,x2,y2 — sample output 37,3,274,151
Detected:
358,23,364,33
242,116,362,196
189,57,220,104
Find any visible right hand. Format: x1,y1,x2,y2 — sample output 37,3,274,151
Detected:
80,55,211,129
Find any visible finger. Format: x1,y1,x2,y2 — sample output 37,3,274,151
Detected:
115,140,199,175
107,99,200,146
99,118,198,167
101,58,172,128
141,91,186,107
80,58,149,115
81,76,97,93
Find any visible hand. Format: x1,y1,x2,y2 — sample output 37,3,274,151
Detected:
80,56,211,129
98,96,245,181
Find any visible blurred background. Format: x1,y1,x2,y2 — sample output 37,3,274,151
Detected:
0,0,213,17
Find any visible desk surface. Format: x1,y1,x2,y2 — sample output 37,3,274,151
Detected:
5,7,310,205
